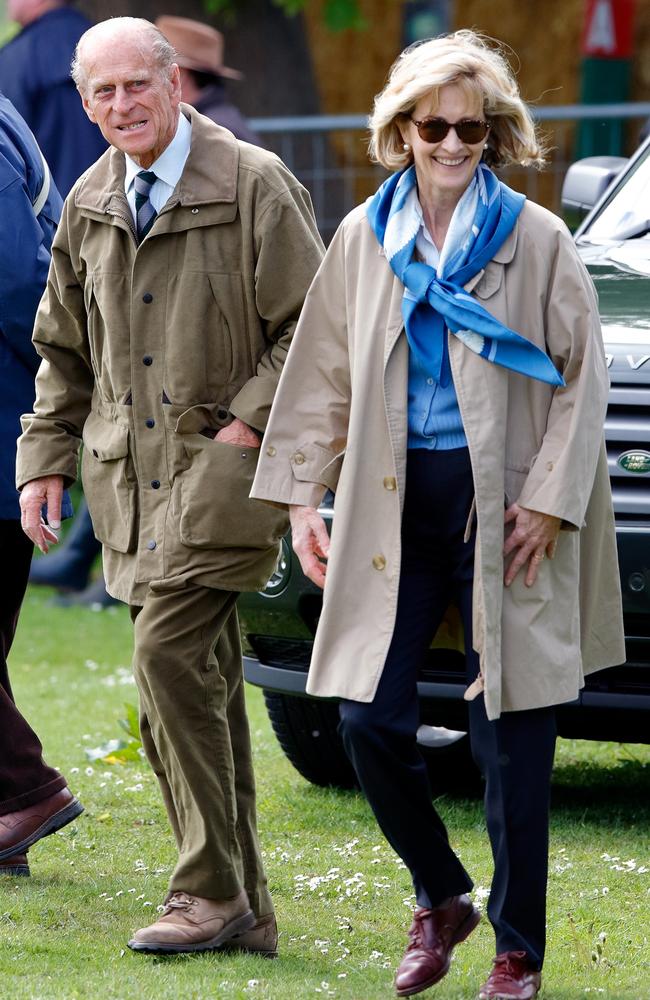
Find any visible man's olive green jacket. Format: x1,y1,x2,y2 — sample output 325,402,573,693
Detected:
16,105,324,603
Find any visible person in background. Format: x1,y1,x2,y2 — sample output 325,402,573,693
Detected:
251,30,624,1000
0,0,111,607
17,16,323,955
0,0,107,197
155,15,262,145
0,92,83,879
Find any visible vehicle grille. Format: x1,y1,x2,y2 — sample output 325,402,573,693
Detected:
605,384,650,521
248,635,312,671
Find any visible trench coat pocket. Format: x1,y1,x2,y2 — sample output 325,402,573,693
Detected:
81,412,136,553
178,437,289,549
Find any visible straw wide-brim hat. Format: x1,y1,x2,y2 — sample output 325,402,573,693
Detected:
155,15,243,80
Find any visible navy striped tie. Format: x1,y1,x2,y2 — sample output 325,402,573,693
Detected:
134,169,157,241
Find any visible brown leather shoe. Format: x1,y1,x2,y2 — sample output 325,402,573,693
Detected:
0,853,30,876
478,951,542,999
220,913,278,957
0,787,83,861
128,888,256,954
394,894,481,997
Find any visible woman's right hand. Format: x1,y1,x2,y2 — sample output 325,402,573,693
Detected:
289,504,330,589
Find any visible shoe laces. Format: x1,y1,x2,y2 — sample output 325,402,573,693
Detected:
489,951,530,986
163,892,196,914
406,908,429,952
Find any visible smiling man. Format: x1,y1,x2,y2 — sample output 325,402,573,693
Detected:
16,17,323,955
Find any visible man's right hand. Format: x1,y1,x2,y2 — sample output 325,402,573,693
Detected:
289,504,330,589
20,475,64,553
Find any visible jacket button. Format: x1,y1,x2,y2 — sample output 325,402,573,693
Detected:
372,554,386,571
143,355,153,366
92,448,98,458
146,540,156,550
546,461,554,471
266,446,277,457
293,452,305,465
151,479,160,489
145,418,155,428
142,292,153,304
383,476,396,491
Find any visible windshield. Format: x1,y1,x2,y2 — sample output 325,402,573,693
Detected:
582,143,650,242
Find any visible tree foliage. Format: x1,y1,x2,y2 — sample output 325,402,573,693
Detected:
202,0,367,31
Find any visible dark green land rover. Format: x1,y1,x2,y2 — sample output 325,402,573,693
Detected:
239,138,650,791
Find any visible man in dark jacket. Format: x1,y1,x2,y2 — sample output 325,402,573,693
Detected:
155,15,262,145
0,93,82,878
0,1,107,196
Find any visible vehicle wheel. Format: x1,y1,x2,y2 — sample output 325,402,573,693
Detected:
262,691,357,789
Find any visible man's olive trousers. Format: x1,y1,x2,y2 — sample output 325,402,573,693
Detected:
130,582,272,916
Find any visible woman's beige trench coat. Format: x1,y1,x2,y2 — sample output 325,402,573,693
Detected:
251,199,625,720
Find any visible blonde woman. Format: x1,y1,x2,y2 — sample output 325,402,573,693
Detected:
252,31,623,999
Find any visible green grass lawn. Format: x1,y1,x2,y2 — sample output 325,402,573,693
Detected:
1,589,648,1000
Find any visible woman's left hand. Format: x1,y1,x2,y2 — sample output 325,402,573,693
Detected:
503,503,561,588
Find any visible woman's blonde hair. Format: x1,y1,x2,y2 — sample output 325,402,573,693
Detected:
368,30,545,172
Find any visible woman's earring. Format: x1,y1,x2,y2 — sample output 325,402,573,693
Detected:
403,142,410,151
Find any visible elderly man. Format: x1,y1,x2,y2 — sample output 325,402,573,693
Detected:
16,16,323,955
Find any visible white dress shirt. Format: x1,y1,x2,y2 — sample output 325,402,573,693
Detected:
124,112,192,226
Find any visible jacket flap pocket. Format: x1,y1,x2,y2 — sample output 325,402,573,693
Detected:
83,411,129,461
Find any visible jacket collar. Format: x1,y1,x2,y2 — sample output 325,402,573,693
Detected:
74,104,239,214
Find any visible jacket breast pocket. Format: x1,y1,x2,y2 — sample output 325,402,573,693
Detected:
81,412,136,553
177,436,288,550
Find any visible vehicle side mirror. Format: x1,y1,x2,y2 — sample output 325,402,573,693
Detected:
561,156,628,227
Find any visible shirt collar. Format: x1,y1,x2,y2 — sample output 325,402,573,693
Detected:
124,112,192,194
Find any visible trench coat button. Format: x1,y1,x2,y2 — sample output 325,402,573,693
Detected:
151,479,160,489
266,446,277,457
293,452,305,465
142,355,153,366
145,418,155,428
142,292,153,304
146,540,156,550
546,461,554,471
372,554,386,571
92,448,98,457
383,476,396,491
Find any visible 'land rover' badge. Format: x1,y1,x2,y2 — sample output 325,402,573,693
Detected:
617,450,650,474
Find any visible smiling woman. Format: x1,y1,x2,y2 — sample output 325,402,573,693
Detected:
71,18,181,169
251,27,624,1000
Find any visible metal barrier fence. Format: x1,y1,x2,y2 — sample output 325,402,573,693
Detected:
250,103,650,242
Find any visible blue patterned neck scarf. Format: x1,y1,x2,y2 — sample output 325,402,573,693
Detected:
366,163,564,388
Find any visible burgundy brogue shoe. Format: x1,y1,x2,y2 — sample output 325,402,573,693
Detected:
394,894,481,997
0,787,83,861
478,951,542,999
0,853,30,876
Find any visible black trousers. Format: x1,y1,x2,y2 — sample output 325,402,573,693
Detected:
339,448,556,968
0,520,66,814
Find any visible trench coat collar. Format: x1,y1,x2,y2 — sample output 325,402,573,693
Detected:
74,103,239,215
